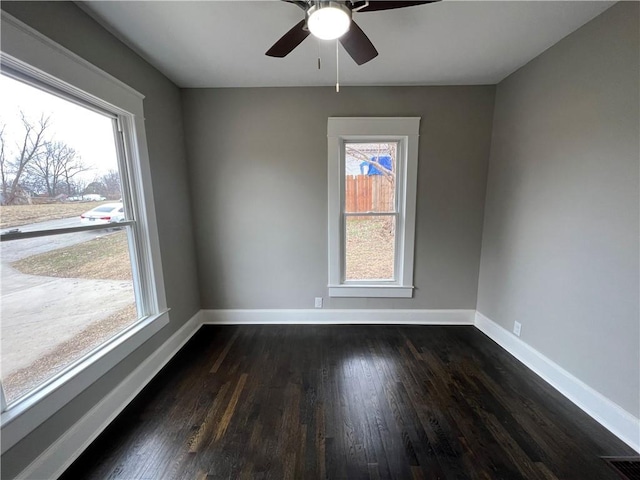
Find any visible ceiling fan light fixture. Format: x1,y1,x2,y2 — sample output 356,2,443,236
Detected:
307,3,351,41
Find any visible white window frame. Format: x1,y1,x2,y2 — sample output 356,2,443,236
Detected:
328,117,420,298
0,13,170,453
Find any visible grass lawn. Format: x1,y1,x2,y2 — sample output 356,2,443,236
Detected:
11,229,132,281
346,216,395,280
0,201,112,229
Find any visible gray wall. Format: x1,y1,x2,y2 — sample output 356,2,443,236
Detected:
1,2,200,477
182,86,495,310
477,2,639,417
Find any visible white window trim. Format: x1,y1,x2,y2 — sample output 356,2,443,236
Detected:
327,117,420,298
0,13,170,453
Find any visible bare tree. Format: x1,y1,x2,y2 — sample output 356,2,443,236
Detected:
27,141,89,197
101,169,121,199
345,143,395,178
2,113,50,204
61,153,91,196
0,125,7,204
84,179,107,196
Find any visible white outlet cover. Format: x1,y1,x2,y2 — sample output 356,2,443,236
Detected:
314,297,323,308
513,321,522,336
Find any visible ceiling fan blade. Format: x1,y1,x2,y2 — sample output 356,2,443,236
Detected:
266,19,311,58
354,1,439,13
339,20,378,65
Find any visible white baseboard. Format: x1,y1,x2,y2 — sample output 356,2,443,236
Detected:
17,311,203,480
475,311,640,453
201,308,476,325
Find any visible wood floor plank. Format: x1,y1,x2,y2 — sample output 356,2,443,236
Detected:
188,381,231,453
213,373,247,442
210,329,239,373
316,402,327,480
60,325,636,480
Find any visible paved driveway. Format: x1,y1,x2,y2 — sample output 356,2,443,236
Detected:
1,218,134,379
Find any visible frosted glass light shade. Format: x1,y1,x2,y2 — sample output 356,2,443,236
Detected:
308,5,351,40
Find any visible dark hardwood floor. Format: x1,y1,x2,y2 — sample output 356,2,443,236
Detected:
60,325,635,479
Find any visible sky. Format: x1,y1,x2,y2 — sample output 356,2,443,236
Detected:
0,73,118,184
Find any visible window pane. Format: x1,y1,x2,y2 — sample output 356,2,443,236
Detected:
0,74,125,235
345,215,396,281
345,142,397,213
0,228,138,405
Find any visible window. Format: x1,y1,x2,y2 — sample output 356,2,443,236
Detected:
327,117,420,298
0,14,168,453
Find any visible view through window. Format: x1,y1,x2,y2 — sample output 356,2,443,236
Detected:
0,74,140,405
344,142,398,281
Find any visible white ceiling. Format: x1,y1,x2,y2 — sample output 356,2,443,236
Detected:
79,1,614,88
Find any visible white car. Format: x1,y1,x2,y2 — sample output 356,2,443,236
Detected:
80,203,125,225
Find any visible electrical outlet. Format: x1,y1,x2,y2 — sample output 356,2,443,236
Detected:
513,321,522,337
314,297,323,309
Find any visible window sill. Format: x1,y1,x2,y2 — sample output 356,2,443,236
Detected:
328,285,414,298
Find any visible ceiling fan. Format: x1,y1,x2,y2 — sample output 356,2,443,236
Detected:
266,1,440,66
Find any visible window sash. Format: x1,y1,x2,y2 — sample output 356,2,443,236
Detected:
343,212,397,217
0,91,135,239
343,141,399,215
340,139,405,285
0,221,136,241
1,226,140,407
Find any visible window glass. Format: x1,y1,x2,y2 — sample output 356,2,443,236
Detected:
344,142,397,213
345,215,396,281
343,142,398,281
1,229,138,404
0,75,122,234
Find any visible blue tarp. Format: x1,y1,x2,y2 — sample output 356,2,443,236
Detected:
360,155,392,176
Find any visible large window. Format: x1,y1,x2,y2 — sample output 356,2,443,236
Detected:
1,14,168,453
328,117,420,298
0,73,140,406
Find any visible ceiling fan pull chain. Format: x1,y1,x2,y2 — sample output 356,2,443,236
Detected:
336,39,340,93
317,38,321,70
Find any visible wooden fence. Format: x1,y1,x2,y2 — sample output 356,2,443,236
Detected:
345,175,394,212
